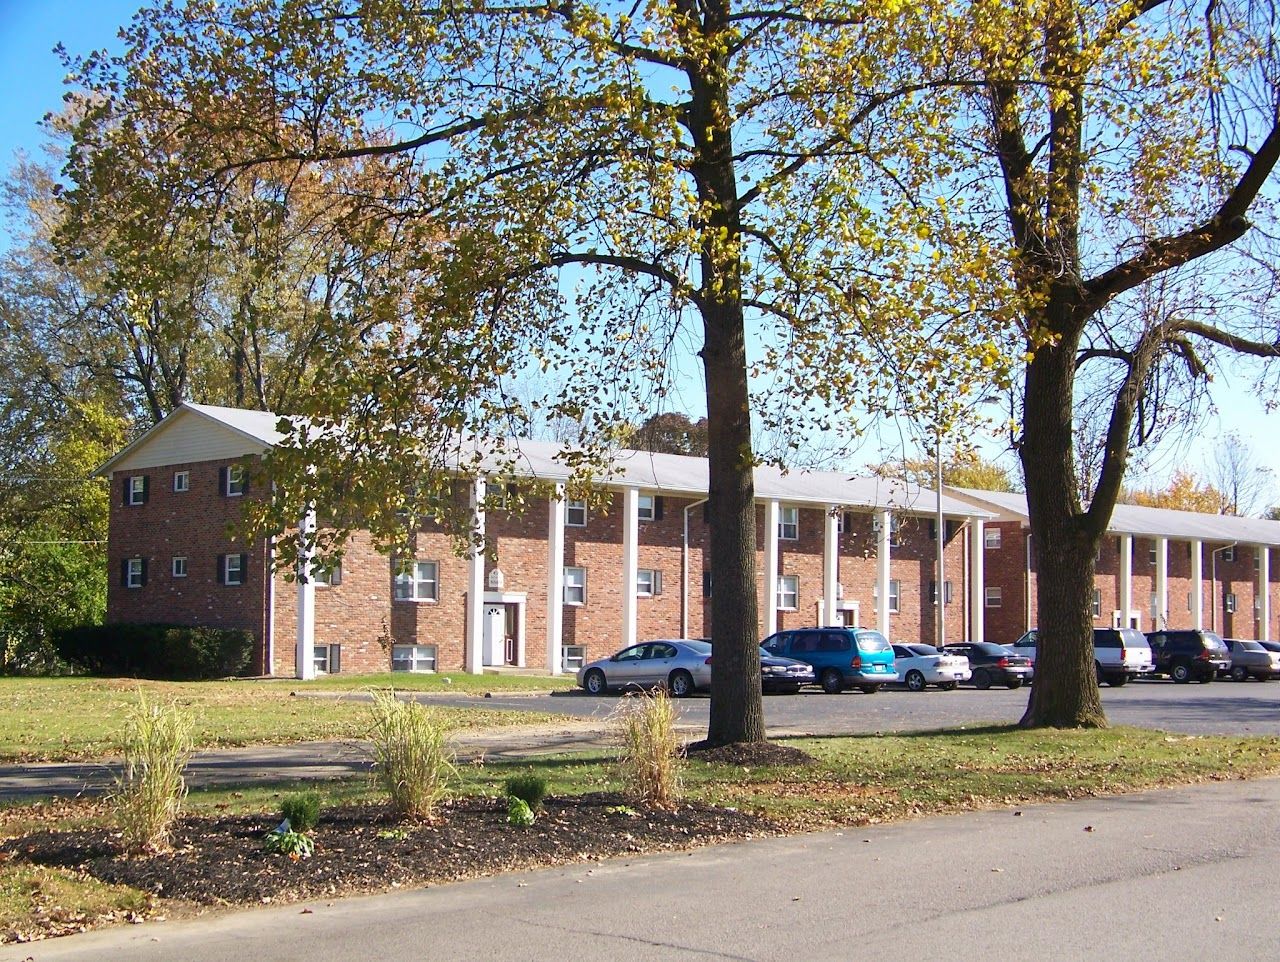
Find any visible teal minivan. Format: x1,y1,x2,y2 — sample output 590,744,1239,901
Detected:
760,627,898,693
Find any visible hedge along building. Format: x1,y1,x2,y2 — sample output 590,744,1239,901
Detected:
98,402,1001,679
946,488,1280,644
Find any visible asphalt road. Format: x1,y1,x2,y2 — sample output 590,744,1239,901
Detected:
10,775,1279,962
428,675,1280,737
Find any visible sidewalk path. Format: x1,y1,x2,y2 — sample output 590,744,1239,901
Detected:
0,720,634,799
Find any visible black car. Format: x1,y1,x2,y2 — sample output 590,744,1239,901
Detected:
758,650,816,694
1145,629,1230,683
941,642,1034,690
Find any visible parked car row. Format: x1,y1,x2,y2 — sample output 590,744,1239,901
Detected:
574,626,1280,696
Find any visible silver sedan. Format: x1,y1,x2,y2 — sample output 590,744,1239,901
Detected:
577,639,713,697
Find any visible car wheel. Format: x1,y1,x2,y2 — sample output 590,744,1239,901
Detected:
1198,673,1214,684
938,681,958,691
1107,674,1129,688
905,670,927,692
667,669,695,698
1006,677,1023,690
973,669,992,691
1095,662,1106,685
1230,666,1249,682
1170,662,1192,684
858,684,879,694
820,668,844,694
583,669,607,695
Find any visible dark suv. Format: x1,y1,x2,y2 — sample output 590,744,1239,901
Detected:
1145,629,1230,683
760,628,898,693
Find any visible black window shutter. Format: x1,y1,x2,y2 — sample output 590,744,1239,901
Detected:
702,570,712,597
216,555,226,584
219,467,228,496
140,558,148,586
239,553,249,584
330,644,341,673
928,520,937,540
240,468,249,496
120,558,130,587
654,496,664,520
122,477,131,505
702,501,711,523
653,570,663,595
141,475,150,503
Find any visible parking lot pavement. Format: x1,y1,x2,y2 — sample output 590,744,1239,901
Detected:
394,676,1280,738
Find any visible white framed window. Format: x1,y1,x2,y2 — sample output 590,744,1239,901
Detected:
224,464,246,497
313,644,340,674
985,586,1003,608
1254,550,1261,571
125,557,145,588
314,562,343,587
984,527,1001,549
637,568,663,597
1223,545,1236,562
888,578,901,613
779,506,799,541
1149,543,1158,565
1092,589,1102,617
1225,592,1237,613
392,644,437,672
566,499,587,527
637,494,658,521
394,561,438,601
222,553,244,586
173,471,189,493
929,580,953,605
171,556,188,578
777,575,799,610
1150,592,1158,618
564,566,587,605
1186,591,1193,612
127,475,148,506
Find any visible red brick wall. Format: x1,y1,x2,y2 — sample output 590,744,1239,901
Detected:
107,457,272,673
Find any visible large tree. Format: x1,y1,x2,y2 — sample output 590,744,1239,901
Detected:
960,0,1280,726
59,0,1012,744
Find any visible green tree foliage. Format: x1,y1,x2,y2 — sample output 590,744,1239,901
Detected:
630,413,709,457
59,0,1016,743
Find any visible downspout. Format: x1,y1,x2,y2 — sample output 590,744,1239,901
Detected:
682,498,709,639
265,534,276,676
1025,530,1033,632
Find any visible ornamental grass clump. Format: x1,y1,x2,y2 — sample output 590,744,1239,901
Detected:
368,690,455,820
113,694,193,854
613,688,683,808
504,772,550,813
280,791,322,832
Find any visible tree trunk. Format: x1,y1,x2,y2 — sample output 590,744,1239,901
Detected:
1018,319,1107,728
688,0,765,746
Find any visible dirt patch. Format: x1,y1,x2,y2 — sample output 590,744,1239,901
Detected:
3,793,777,913
685,741,816,767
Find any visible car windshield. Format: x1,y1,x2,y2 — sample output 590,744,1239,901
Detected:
908,644,939,656
683,640,713,655
1117,628,1149,648
974,642,1010,656
856,631,891,652
1239,640,1265,651
1203,632,1227,650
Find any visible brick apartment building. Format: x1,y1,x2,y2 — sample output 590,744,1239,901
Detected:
99,403,1280,679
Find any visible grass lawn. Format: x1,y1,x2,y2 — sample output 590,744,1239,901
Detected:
0,676,570,763
5,724,1280,943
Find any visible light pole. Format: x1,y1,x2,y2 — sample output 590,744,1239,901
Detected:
935,429,946,649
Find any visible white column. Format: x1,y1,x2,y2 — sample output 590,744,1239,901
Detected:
295,505,317,680
1259,546,1271,642
1155,537,1169,630
621,486,639,648
465,478,486,675
969,517,985,644
763,500,781,636
546,484,566,674
875,508,892,638
1119,534,1133,627
1190,539,1204,629
822,505,839,627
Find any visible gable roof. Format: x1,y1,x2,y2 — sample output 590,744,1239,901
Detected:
95,402,289,476
98,403,992,518
948,487,1280,547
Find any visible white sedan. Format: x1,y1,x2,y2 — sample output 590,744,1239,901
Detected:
891,643,971,691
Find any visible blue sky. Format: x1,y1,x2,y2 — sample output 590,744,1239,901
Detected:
0,0,1276,498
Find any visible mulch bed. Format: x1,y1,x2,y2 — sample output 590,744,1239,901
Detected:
685,741,817,767
3,793,778,908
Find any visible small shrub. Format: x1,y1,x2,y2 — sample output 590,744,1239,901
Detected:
280,792,322,832
113,694,193,853
613,688,683,808
54,624,254,679
367,690,456,819
503,772,549,812
264,827,315,860
507,796,535,827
